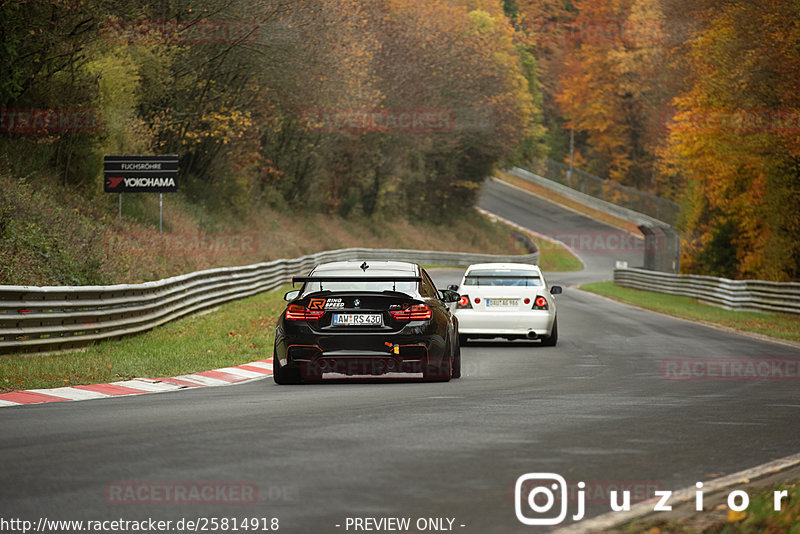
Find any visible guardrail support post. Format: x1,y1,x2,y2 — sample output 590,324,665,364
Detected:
659,225,681,274
637,224,681,274
638,225,657,271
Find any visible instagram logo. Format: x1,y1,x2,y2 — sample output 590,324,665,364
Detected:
515,473,578,525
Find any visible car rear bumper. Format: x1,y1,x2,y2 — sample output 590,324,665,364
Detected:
274,322,448,376
455,310,555,336
287,345,429,374
296,351,427,376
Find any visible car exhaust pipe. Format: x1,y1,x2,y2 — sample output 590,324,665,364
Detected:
526,331,538,339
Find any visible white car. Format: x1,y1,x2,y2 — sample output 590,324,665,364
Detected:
450,263,562,346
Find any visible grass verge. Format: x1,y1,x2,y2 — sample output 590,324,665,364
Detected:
1,171,544,286
526,235,582,272
580,281,800,343
477,207,583,272
494,170,641,235
0,286,290,392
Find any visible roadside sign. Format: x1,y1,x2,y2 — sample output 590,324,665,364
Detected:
103,155,179,193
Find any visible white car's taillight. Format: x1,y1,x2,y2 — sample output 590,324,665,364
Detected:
531,296,548,310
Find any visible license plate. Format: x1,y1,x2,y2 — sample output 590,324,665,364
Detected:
486,298,518,307
332,314,382,326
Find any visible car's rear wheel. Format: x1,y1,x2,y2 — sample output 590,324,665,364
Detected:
452,337,462,379
540,317,558,347
423,346,452,382
273,355,302,385
423,361,452,381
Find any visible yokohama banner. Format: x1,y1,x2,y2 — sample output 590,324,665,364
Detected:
104,155,179,193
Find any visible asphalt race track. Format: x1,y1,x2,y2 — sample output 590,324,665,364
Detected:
2,179,799,533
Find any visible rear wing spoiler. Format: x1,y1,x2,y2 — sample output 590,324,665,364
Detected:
292,276,421,287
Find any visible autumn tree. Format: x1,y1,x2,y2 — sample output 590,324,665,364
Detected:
0,0,106,186
512,0,575,159
550,0,671,187
1,0,545,225
661,0,800,280
266,0,539,219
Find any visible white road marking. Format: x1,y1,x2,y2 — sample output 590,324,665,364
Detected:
27,387,110,401
118,379,185,392
172,374,233,386
215,367,268,379
243,361,272,370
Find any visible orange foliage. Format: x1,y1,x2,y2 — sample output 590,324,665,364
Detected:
662,0,800,280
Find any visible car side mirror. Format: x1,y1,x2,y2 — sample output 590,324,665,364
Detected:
550,285,562,295
447,284,459,292
439,289,461,303
284,289,301,301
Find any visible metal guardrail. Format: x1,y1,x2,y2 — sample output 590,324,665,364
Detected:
614,267,800,315
524,158,680,226
0,247,539,355
504,168,681,273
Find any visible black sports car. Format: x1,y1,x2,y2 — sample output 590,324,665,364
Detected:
273,260,462,384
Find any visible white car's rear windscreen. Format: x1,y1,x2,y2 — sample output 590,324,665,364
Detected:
463,270,542,287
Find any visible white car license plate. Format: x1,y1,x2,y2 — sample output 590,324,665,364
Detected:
486,298,518,308
333,314,382,326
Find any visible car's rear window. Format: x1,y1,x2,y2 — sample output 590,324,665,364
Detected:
462,269,542,286
301,269,418,295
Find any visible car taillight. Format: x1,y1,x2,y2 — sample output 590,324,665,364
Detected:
474,297,481,304
390,303,432,321
285,304,325,321
457,295,472,309
523,297,531,305
532,296,548,310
